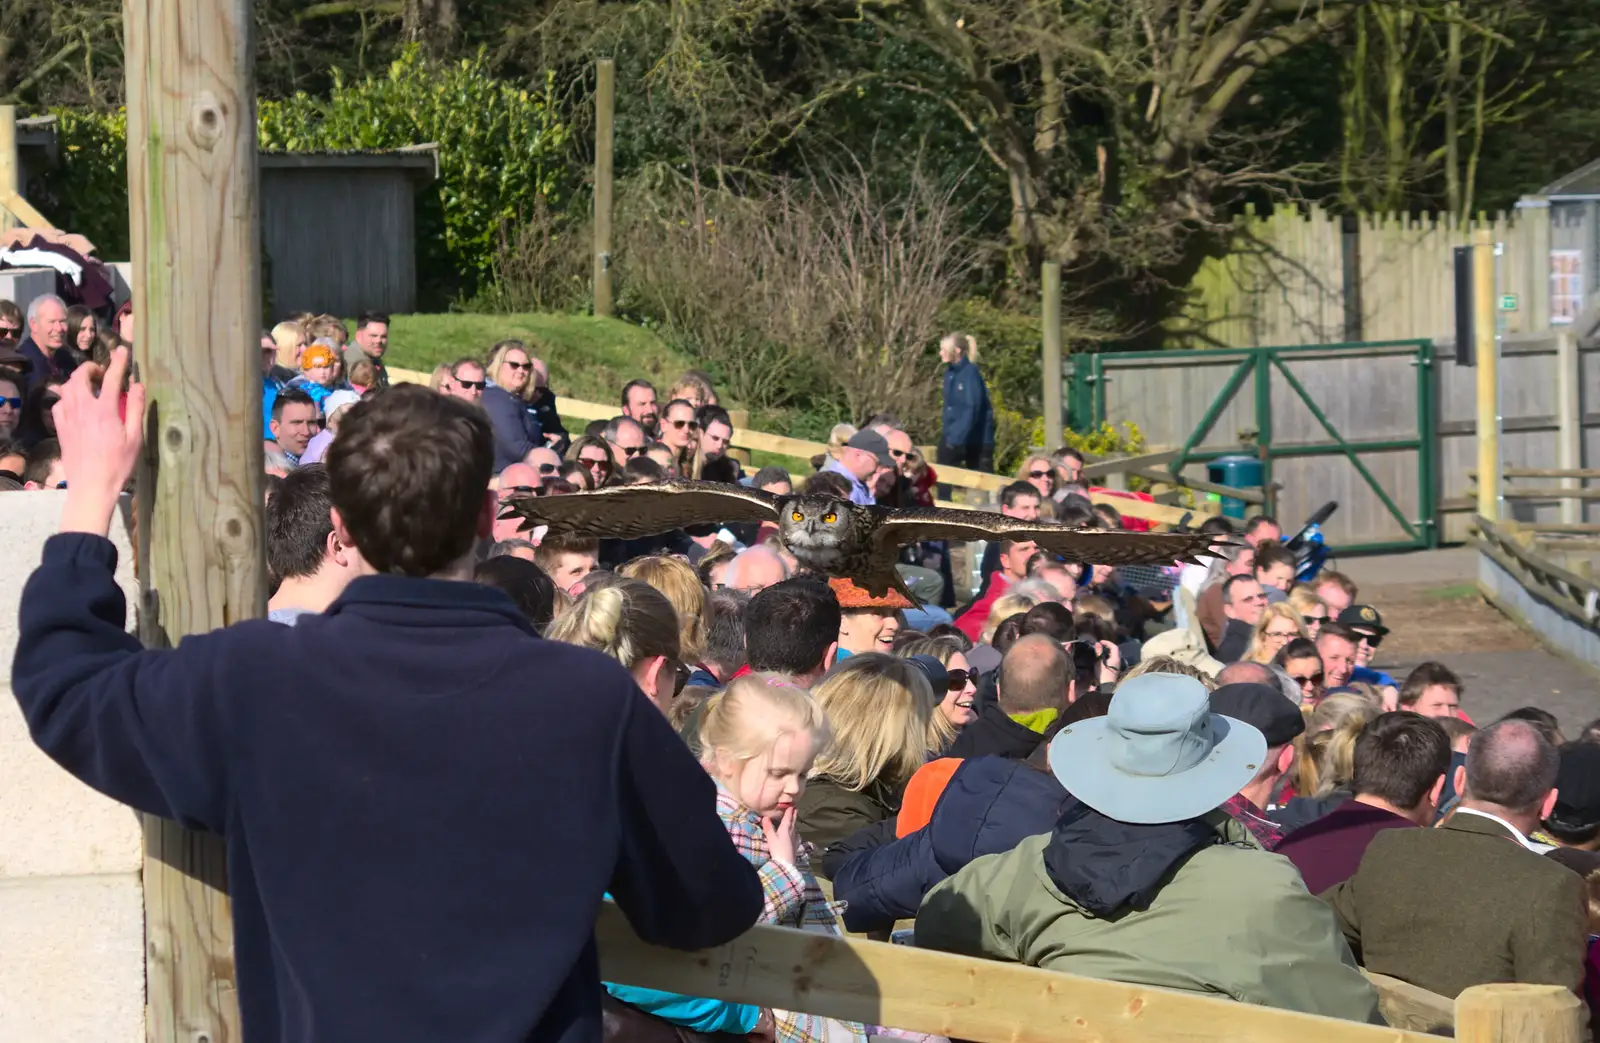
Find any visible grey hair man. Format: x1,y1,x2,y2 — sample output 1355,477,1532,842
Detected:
19,293,69,393
723,545,791,595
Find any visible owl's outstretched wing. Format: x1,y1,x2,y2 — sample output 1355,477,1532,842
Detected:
870,506,1222,566
498,480,780,539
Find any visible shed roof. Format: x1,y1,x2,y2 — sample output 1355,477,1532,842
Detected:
1541,157,1600,198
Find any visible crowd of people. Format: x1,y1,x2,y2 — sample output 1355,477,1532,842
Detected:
9,306,1600,1042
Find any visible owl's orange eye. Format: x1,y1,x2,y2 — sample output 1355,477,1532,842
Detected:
822,512,837,524
791,511,804,522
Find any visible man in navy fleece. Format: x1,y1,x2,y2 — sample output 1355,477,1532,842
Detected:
11,352,764,1043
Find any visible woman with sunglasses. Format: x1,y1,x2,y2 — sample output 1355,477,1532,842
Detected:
0,374,23,441
1014,453,1056,501
482,341,544,474
564,434,616,488
1273,637,1325,704
896,634,979,739
545,578,689,717
1287,586,1330,638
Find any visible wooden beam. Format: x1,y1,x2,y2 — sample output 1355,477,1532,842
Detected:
592,58,615,318
1474,228,1500,522
126,0,263,1037
1079,449,1181,480
0,189,54,230
1498,488,1600,500
1365,972,1453,1034
1041,261,1062,450
595,904,1434,1043
1126,466,1268,505
0,106,16,234
1456,984,1581,1043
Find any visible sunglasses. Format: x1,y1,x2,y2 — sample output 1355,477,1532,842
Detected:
1265,629,1300,640
535,462,559,475
1356,632,1384,648
944,668,973,692
579,455,610,469
671,660,691,698
1291,672,1325,686
668,418,699,430
1028,469,1052,479
454,378,485,390
0,396,20,409
1302,614,1328,625
890,448,908,459
504,360,532,371
503,484,541,496
620,445,648,458
0,325,19,339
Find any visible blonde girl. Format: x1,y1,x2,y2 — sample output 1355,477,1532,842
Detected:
1286,690,1383,802
699,677,865,1043
977,590,1040,645
545,579,686,715
1244,602,1310,665
270,320,308,371
798,654,936,853
618,555,708,665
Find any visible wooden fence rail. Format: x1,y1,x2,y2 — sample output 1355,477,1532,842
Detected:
596,904,1580,1043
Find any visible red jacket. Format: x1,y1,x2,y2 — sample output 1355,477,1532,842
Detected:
953,571,1012,642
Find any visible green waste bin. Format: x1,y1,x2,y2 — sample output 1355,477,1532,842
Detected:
1208,455,1263,520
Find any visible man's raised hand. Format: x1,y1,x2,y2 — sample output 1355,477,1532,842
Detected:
55,346,146,537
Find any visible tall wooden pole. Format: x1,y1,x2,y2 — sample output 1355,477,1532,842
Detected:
1041,261,1062,450
593,58,616,319
125,0,264,1036
1456,983,1582,1043
1473,228,1499,522
1556,331,1582,526
0,105,17,233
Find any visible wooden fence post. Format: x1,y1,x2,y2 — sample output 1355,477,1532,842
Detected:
1455,984,1581,1043
1556,331,1583,526
125,0,265,1038
593,58,616,319
0,105,16,233
1473,228,1500,522
1041,261,1062,449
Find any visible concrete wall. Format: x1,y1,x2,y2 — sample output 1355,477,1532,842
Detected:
0,491,144,1042
0,267,57,318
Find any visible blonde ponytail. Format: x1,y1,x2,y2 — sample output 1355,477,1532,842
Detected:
546,578,680,672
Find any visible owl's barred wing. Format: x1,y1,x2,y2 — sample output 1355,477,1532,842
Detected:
498,480,779,539
871,507,1222,566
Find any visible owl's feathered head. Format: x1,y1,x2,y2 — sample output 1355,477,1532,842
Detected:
777,495,855,546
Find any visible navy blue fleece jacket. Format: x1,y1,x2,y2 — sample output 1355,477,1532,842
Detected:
10,533,763,1043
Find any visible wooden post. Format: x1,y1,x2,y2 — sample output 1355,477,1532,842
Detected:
1474,228,1500,522
0,105,17,233
1041,261,1063,448
1556,331,1582,526
592,58,616,319
125,0,264,1037
1525,196,1552,331
1455,983,1581,1043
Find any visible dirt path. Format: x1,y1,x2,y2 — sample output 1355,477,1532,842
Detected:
1335,549,1598,731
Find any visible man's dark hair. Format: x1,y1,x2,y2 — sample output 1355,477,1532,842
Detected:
1318,621,1360,646
752,465,791,489
744,577,840,676
926,623,973,651
1053,494,1096,528
1244,514,1280,539
1466,718,1560,811
696,404,731,431
326,385,491,576
1498,706,1566,747
620,379,656,408
356,310,390,328
450,356,484,379
1273,636,1320,666
1253,540,1296,575
1019,602,1074,642
700,456,742,484
1352,712,1452,810
997,634,1070,715
1399,661,1462,708
1221,573,1259,605
266,464,334,583
1198,515,1237,536
1052,445,1085,465
22,438,61,486
1000,481,1040,510
474,556,557,632
802,471,853,499
583,418,608,439
623,457,668,484
705,588,750,678
991,615,1026,655
272,386,316,421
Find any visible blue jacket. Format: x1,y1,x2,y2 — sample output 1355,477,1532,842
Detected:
11,534,764,1043
941,358,994,448
484,383,544,474
830,756,1069,932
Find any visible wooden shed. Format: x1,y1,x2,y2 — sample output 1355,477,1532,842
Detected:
259,147,438,317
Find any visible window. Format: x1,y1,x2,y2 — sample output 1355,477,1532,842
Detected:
1551,249,1583,325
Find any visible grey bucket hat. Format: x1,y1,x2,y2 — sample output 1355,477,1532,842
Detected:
1047,672,1266,824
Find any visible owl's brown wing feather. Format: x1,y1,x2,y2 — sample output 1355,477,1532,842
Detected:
870,506,1223,566
498,480,779,539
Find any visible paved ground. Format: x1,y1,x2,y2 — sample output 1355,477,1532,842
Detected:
1334,548,1599,732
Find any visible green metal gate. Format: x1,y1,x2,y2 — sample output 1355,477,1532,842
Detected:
1069,340,1438,554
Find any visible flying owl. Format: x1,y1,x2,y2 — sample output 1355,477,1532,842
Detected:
499,480,1222,600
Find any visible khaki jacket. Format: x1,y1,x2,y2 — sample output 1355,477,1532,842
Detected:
915,814,1379,1022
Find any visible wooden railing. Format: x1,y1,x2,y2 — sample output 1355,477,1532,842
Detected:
597,904,1579,1043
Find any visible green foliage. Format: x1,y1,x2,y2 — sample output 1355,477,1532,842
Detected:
258,46,574,305
30,108,129,260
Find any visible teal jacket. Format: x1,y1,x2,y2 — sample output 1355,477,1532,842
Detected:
602,889,760,1033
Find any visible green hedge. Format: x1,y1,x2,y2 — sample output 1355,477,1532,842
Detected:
35,47,574,306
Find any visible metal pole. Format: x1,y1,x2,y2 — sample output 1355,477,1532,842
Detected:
1473,228,1500,522
1041,261,1062,449
1556,331,1582,526
126,0,262,1035
592,58,616,318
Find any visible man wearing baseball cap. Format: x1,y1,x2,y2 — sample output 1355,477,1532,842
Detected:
820,429,894,506
1339,604,1398,691
916,673,1378,1022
